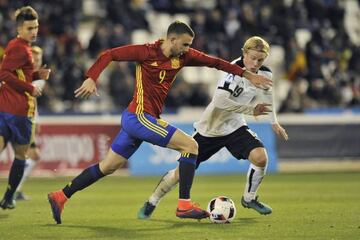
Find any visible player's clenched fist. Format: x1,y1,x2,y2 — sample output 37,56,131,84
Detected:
32,85,42,97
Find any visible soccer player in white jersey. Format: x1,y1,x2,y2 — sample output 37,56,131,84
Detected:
138,36,288,218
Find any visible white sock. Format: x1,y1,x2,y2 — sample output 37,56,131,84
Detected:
243,164,266,202
149,169,178,206
16,158,37,192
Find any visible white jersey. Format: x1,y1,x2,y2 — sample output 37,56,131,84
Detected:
194,57,275,137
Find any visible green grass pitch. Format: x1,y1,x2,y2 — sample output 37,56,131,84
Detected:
0,172,359,240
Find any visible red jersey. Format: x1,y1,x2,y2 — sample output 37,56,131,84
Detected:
87,40,245,118
0,37,37,117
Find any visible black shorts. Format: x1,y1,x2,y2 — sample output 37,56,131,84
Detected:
194,126,264,168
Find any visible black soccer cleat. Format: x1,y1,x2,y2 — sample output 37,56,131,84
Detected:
137,201,156,219
0,198,16,210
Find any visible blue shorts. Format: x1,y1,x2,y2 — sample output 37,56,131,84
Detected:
0,112,33,145
111,109,177,159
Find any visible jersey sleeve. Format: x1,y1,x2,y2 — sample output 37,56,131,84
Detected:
184,48,245,77
0,45,34,93
217,73,237,94
0,70,34,93
1,45,28,70
86,44,149,82
213,88,255,115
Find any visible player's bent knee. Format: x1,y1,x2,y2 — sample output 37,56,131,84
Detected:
256,157,268,168
167,130,198,154
251,153,267,167
99,150,128,175
182,137,198,155
249,147,268,168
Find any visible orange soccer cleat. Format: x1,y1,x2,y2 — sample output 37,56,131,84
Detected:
47,190,68,224
176,201,209,219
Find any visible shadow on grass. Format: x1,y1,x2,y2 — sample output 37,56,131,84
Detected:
146,216,258,228
38,217,260,239
0,213,9,219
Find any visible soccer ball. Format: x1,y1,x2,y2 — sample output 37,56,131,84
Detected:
207,196,236,224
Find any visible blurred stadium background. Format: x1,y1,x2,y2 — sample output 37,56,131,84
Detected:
0,0,359,176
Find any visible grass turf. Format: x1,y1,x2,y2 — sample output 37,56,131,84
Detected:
0,172,359,240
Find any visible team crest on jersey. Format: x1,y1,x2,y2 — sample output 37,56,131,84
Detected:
157,119,169,128
171,58,180,69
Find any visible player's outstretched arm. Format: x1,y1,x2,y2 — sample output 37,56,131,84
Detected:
74,78,99,99
185,49,272,89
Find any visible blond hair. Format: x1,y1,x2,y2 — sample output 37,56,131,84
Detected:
243,36,270,56
31,46,43,55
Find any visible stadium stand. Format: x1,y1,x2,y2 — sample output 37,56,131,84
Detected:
0,0,359,114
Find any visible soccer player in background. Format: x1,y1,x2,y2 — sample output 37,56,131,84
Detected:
15,46,47,200
138,36,288,219
47,21,272,224
0,6,51,209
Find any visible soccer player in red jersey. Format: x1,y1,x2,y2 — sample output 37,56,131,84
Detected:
48,21,272,224
0,6,51,209
15,46,47,201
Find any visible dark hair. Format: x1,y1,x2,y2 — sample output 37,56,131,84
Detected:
15,6,38,26
167,21,195,37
